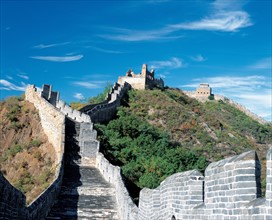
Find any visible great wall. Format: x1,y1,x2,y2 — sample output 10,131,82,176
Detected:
0,64,271,220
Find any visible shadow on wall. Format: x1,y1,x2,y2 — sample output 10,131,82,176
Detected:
46,118,82,219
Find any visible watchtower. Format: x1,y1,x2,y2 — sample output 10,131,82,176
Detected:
196,83,212,97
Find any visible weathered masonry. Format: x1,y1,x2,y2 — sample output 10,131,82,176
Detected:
196,83,212,97
138,148,272,220
118,64,164,90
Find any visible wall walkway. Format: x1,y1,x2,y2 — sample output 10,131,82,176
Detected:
40,83,134,219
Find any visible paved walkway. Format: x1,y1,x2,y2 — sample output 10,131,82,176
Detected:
46,164,119,220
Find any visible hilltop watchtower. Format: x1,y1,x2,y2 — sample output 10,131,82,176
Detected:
118,64,164,90
196,83,212,97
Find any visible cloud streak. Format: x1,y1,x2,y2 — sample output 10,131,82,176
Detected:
72,81,101,89
30,55,83,62
17,74,29,80
191,54,207,62
212,0,248,11
150,57,186,69
0,80,27,91
184,75,267,90
98,27,183,42
248,57,271,70
33,42,71,49
86,45,123,54
73,93,85,100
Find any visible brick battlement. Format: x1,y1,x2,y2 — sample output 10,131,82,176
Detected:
138,147,272,220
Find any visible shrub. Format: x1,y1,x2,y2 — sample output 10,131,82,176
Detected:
30,139,42,148
33,151,43,161
208,95,215,100
9,121,23,130
3,144,24,161
38,168,52,185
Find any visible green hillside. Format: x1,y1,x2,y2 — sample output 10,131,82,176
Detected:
95,88,272,196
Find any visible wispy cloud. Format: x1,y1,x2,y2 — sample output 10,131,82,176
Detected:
73,93,85,100
248,57,271,70
98,27,182,42
0,80,27,91
182,75,271,121
72,81,101,89
30,55,83,62
6,75,13,80
87,45,123,54
158,71,171,79
212,0,248,11
190,54,207,62
33,42,71,49
17,74,29,80
150,57,186,69
183,75,267,90
170,11,252,32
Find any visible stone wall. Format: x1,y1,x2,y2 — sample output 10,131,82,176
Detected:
214,94,268,125
0,85,66,220
27,159,64,219
96,153,139,220
0,158,65,220
25,85,66,163
78,122,99,166
118,76,146,90
41,84,91,123
266,147,272,210
138,147,272,220
56,100,91,122
25,85,66,219
80,82,131,124
0,173,28,219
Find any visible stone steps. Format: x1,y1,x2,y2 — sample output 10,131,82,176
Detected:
46,166,119,220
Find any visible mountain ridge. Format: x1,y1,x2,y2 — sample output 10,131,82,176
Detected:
95,87,272,194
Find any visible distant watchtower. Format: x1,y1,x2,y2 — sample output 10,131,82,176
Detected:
196,83,212,97
118,64,164,90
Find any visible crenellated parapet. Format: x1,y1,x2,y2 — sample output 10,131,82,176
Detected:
80,82,131,124
138,146,272,220
38,84,99,165
41,84,91,123
25,85,65,163
139,170,204,220
96,153,138,220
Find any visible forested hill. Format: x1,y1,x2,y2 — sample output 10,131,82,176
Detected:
95,88,272,193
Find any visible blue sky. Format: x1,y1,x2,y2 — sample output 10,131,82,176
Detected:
1,0,271,121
